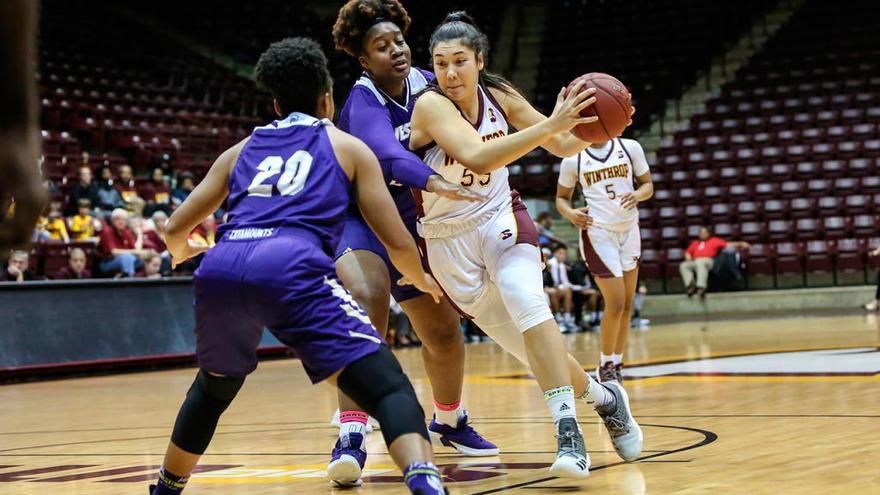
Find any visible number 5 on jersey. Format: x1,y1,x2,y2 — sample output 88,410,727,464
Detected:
248,150,313,197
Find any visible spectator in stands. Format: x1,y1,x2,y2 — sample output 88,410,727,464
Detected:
115,164,140,205
95,166,126,212
864,245,880,311
137,252,163,279
66,165,99,214
98,208,150,277
172,172,195,206
142,167,173,216
569,255,602,330
679,226,750,300
68,198,100,242
189,215,217,248
534,212,566,247
144,210,172,274
37,201,69,242
53,247,91,279
3,250,34,282
546,244,579,332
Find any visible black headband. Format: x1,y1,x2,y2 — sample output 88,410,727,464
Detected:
368,16,390,30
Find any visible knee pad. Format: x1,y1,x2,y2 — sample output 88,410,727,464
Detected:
337,347,429,446
170,371,245,455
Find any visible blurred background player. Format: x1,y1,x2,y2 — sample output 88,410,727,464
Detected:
409,12,642,478
0,0,48,251
147,37,449,495
546,243,579,332
556,137,654,383
329,0,497,485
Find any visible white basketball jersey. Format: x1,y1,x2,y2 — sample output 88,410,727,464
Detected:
416,86,512,239
558,138,650,232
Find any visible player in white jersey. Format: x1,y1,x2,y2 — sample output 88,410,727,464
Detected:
409,11,643,479
556,139,653,383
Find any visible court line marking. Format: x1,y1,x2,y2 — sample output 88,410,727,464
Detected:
468,423,718,495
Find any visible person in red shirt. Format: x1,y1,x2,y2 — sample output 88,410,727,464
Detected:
679,227,749,299
98,208,152,277
54,247,92,279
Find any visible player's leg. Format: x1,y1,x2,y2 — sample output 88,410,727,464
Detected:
151,371,246,495
593,276,626,379
400,294,498,456
336,249,392,335
277,255,445,495
614,267,640,380
149,245,259,495
610,226,642,381
580,226,628,382
331,348,445,495
329,248,390,478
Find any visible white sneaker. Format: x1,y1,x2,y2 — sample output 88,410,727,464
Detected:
548,417,590,479
595,381,643,461
865,301,878,312
329,409,380,433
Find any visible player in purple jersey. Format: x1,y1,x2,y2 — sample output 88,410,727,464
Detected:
325,0,498,486
147,38,448,495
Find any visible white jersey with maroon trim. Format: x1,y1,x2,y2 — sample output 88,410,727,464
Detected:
558,138,650,232
416,85,512,239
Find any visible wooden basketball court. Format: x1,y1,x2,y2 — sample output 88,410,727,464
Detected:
1,313,878,494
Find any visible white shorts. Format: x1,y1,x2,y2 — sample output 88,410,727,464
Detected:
579,223,641,279
424,197,554,344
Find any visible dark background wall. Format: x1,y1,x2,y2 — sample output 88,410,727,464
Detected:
0,279,282,377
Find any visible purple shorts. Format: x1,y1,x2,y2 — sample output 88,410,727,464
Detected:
334,213,424,303
193,229,383,382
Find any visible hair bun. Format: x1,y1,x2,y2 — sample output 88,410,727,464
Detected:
443,10,477,26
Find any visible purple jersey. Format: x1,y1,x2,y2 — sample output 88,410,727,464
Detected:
334,69,434,302
219,112,350,256
337,68,435,218
194,111,383,382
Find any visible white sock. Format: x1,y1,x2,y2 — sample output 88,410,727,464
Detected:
338,411,368,439
544,386,576,424
554,313,564,322
611,353,623,365
600,353,613,366
434,399,464,427
578,375,615,407
563,312,573,322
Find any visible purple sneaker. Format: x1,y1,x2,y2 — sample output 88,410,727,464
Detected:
327,432,366,487
404,462,447,495
428,411,499,456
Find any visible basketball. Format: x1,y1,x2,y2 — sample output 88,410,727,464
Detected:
566,72,632,143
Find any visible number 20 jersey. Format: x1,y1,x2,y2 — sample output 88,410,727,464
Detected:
218,112,351,256
415,85,512,239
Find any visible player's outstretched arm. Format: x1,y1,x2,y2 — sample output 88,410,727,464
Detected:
0,0,48,249
409,81,595,175
328,127,443,302
165,139,246,267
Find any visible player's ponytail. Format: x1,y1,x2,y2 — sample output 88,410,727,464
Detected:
429,11,517,97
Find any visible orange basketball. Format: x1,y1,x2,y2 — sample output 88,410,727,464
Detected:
565,72,632,142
